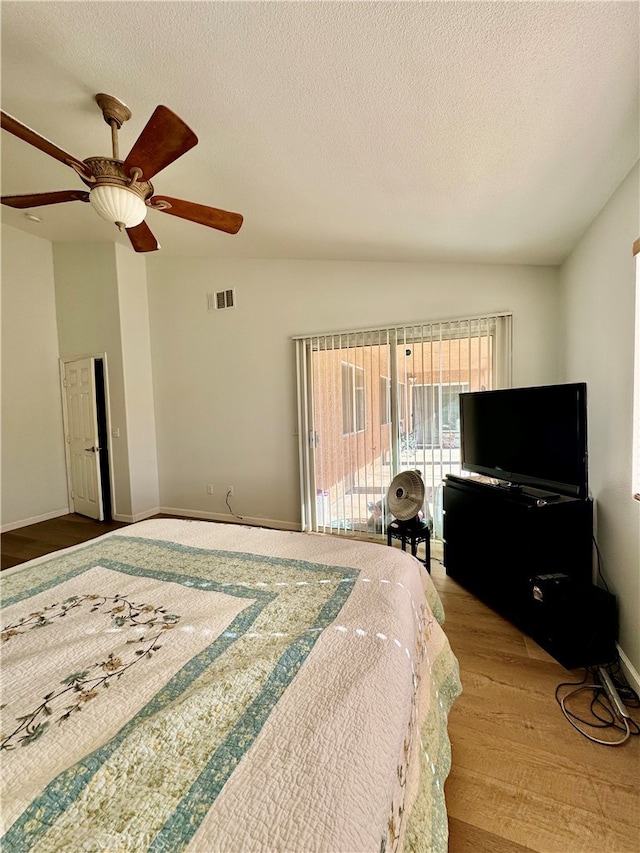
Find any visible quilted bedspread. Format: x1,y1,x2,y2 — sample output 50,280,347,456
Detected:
1,519,461,852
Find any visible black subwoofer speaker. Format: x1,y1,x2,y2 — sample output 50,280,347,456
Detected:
529,574,618,670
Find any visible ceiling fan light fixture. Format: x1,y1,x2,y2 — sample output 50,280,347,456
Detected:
89,184,147,230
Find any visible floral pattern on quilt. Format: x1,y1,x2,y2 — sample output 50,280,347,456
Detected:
1,593,181,751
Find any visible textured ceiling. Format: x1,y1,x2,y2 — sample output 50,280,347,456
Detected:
1,1,638,263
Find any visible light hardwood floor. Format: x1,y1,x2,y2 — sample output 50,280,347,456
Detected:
2,516,639,852
427,541,640,853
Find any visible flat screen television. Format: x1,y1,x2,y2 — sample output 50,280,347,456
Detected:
459,383,588,499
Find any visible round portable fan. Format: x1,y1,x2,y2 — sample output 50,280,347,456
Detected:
387,470,425,522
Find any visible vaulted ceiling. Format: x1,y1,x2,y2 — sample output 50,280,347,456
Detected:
1,1,638,263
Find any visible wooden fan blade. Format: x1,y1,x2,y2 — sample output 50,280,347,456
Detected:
152,196,243,234
126,220,160,253
1,190,90,208
1,111,86,171
123,106,197,181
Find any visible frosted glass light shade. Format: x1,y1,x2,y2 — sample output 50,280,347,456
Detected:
89,185,147,228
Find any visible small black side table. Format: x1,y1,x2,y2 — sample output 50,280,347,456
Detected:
387,519,431,572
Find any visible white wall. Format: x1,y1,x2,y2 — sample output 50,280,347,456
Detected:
146,257,560,526
1,225,69,529
53,242,133,519
53,242,160,522
559,161,640,675
115,244,160,519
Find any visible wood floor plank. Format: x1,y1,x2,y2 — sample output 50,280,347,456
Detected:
452,648,573,697
448,725,604,814
448,817,536,853
445,764,640,853
590,777,640,832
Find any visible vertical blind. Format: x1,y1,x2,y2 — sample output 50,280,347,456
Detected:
294,313,512,535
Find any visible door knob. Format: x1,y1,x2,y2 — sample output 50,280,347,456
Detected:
86,446,101,453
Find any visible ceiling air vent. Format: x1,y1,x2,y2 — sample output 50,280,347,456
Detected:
208,289,236,311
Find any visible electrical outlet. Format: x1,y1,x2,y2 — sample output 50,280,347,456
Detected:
207,484,214,495
227,485,234,497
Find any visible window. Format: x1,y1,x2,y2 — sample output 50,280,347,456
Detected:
341,363,365,434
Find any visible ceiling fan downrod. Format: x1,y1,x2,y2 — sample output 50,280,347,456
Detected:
95,93,131,161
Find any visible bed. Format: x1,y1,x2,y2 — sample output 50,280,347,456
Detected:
1,518,461,852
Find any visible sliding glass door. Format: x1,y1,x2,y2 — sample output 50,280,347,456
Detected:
295,315,512,538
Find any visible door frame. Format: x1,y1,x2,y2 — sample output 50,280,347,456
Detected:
59,352,115,520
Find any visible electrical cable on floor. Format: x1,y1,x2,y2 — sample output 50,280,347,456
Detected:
226,490,244,520
592,535,610,593
553,535,638,744
605,657,640,710
555,662,640,746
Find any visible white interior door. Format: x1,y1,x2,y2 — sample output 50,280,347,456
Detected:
64,358,104,520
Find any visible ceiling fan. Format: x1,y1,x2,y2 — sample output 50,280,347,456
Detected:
0,93,243,252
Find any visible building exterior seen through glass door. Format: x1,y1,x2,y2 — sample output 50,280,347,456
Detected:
295,316,512,537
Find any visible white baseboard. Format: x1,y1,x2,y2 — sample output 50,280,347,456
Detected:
158,507,301,532
112,508,160,524
616,644,640,695
1,507,70,533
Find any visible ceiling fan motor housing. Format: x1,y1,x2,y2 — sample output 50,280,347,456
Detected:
80,157,154,230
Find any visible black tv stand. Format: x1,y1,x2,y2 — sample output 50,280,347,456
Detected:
443,474,593,634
